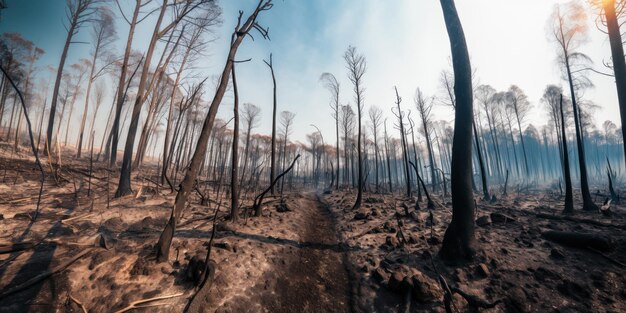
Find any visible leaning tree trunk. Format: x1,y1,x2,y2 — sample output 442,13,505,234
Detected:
155,2,272,262
439,0,477,262
109,0,140,166
76,48,99,158
603,0,626,175
559,94,574,214
46,14,77,154
115,2,168,197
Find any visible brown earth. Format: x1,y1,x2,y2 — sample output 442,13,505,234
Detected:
1,145,626,312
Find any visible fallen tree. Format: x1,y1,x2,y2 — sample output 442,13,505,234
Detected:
541,230,615,252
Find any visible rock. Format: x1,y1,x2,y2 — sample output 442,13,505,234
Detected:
102,217,126,232
505,287,530,312
426,236,440,245
371,267,389,284
409,211,421,223
388,271,405,292
366,255,377,267
400,276,415,292
475,263,490,278
56,225,75,236
354,212,368,220
490,212,516,223
95,232,114,249
276,202,291,212
454,268,468,283
214,242,234,252
475,215,492,227
409,271,444,303
385,236,399,249
550,248,565,259
12,212,32,220
383,221,396,233
215,222,234,232
557,279,591,301
364,197,384,204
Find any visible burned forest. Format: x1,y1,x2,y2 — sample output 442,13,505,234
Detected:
2,0,626,312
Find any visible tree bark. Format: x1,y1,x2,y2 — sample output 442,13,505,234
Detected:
439,0,477,262
115,0,169,197
109,0,140,166
46,12,77,155
559,94,574,213
603,0,626,175
155,1,272,262
230,63,240,222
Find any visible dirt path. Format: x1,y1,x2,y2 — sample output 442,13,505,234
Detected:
260,192,352,313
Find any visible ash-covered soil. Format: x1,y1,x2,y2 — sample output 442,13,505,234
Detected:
1,147,625,312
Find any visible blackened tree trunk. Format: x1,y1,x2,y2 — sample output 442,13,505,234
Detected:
115,1,169,197
603,0,626,174
155,1,273,262
46,4,79,153
439,0,477,262
264,54,277,195
559,94,574,213
384,119,393,192
230,63,240,222
564,52,598,211
109,0,140,166
394,87,412,198
345,46,366,210
473,121,489,200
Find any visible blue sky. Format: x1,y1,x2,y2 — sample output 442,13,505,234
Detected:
0,0,620,150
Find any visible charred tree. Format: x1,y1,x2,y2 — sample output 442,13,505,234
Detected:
439,0,477,262
345,46,366,210
46,0,98,154
263,54,278,195
155,0,273,262
559,94,574,214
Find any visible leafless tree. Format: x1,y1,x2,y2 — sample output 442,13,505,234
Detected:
368,106,382,192
116,0,220,197
320,72,340,190
505,85,531,177
344,46,366,210
155,0,273,263
549,1,598,211
240,102,261,188
46,0,100,154
76,7,116,158
415,88,438,193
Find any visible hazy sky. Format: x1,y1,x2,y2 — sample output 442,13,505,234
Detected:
0,0,620,148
